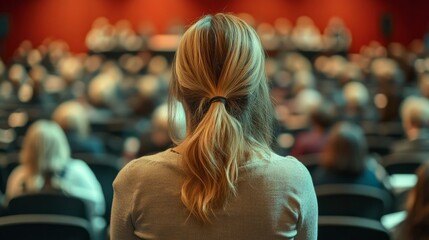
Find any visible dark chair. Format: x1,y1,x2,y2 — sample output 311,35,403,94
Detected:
366,135,396,157
7,192,89,220
318,216,390,240
382,152,428,175
72,153,121,224
316,184,393,220
87,161,120,225
0,214,91,240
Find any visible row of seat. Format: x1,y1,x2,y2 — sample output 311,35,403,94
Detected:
0,192,93,240
316,184,394,239
0,152,406,240
0,216,389,240
0,191,391,240
300,152,426,176
0,152,122,229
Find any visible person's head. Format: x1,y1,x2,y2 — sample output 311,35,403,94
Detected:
405,163,429,239
21,120,71,177
343,81,370,112
400,96,429,139
169,13,274,222
321,122,367,175
150,103,173,146
52,100,90,138
309,100,337,131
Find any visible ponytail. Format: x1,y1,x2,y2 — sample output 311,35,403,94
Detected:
181,99,245,222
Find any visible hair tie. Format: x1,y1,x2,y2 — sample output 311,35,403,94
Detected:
209,96,227,105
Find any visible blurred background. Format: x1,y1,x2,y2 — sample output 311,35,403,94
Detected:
0,1,429,239
0,0,428,58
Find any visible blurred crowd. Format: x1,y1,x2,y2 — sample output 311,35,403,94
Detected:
1,14,429,160
0,14,428,162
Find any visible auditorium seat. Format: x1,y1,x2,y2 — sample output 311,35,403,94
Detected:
318,216,390,240
72,152,122,224
382,152,428,175
0,214,92,240
7,192,89,220
316,184,393,220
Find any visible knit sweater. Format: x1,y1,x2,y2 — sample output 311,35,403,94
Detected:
111,149,317,240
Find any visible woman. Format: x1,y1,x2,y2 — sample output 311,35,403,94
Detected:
52,100,105,155
111,13,317,239
312,121,387,189
6,120,105,236
392,163,429,240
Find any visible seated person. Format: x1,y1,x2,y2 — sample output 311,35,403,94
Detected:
390,96,429,154
52,100,105,155
138,103,173,156
312,121,387,189
389,163,429,240
290,99,336,158
5,120,105,238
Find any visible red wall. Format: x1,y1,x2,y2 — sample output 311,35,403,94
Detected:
0,0,428,62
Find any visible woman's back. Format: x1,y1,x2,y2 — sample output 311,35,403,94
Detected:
111,149,317,240
111,13,317,239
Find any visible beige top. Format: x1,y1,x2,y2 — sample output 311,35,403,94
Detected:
111,149,317,240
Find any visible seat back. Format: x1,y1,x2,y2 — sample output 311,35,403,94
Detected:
7,192,89,220
87,161,120,224
72,153,121,224
316,184,392,220
318,216,390,240
0,214,91,240
383,152,428,175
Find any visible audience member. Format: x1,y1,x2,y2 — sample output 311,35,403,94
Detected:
389,96,429,154
291,16,323,51
312,121,387,189
5,120,105,237
52,100,106,155
341,81,377,123
371,57,405,122
111,13,317,239
137,103,173,156
322,17,352,52
290,99,336,157
392,163,429,240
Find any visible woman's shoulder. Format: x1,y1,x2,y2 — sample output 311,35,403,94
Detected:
270,153,311,175
113,149,179,187
126,149,179,171
247,153,313,187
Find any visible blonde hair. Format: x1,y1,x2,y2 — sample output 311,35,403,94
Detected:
401,96,429,130
343,81,370,108
52,100,89,138
20,120,71,189
169,13,274,222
